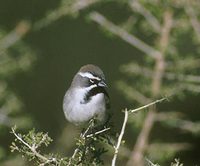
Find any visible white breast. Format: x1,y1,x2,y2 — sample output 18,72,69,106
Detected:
63,87,106,124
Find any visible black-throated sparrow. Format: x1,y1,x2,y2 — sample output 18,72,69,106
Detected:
63,64,110,125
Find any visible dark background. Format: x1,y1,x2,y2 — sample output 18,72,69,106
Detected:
0,0,200,165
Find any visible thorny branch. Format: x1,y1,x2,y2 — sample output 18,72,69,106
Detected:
11,127,52,164
11,122,110,166
112,109,128,166
112,98,166,166
67,119,110,166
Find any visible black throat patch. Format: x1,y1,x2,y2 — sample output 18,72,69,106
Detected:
81,86,109,104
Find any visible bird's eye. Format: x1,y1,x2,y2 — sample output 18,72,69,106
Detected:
89,79,95,83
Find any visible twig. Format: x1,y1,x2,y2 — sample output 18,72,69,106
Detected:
89,11,162,60
86,127,110,138
165,73,200,84
11,127,49,162
35,133,48,150
129,0,161,32
129,98,166,113
112,109,128,166
67,119,104,166
185,5,200,39
0,21,30,55
111,97,165,166
145,157,159,166
180,83,200,93
33,0,100,30
122,63,200,84
167,58,200,70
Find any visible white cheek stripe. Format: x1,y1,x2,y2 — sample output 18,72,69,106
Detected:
78,72,101,80
83,84,97,91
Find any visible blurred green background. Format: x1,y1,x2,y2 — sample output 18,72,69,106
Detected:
0,0,200,165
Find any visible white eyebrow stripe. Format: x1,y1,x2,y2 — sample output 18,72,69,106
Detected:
78,72,101,80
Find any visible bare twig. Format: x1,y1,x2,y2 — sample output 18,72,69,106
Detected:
86,127,110,138
89,11,162,60
112,109,128,166
129,98,166,114
112,98,166,166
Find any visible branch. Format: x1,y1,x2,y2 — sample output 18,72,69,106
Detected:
89,11,162,60
129,98,166,113
165,73,200,84
0,21,30,54
112,109,128,166
180,83,200,93
167,58,200,70
11,127,49,162
33,0,100,30
67,119,96,166
67,118,110,166
112,98,166,166
185,5,200,40
129,0,161,32
0,0,99,54
145,158,159,166
122,63,200,84
86,127,110,138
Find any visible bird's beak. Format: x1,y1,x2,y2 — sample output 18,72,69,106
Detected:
98,80,107,87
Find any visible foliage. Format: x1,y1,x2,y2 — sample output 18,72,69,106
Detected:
10,118,112,166
10,126,67,166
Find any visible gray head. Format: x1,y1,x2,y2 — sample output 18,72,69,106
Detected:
71,64,106,88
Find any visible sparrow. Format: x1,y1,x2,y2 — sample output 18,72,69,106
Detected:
63,64,110,125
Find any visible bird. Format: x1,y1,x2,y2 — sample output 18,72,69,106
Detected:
63,64,110,125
